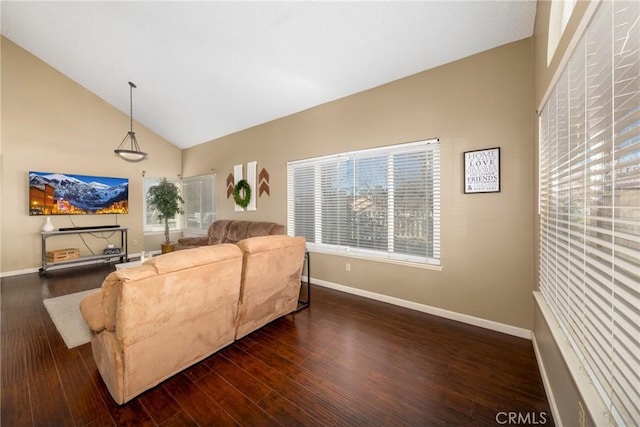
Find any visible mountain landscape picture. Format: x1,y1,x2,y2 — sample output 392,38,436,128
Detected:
29,171,129,215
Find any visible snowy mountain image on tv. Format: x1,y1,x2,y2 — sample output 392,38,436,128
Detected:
29,171,129,215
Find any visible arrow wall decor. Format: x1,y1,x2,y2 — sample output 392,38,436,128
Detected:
226,173,235,199
258,168,270,197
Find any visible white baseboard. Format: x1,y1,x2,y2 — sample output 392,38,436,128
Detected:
0,252,153,279
0,267,41,278
0,260,110,278
311,277,532,339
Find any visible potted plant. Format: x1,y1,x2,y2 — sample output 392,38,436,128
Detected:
146,178,184,253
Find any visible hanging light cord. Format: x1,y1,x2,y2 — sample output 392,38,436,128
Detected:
129,81,136,134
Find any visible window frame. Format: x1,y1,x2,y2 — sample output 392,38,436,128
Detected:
287,138,440,267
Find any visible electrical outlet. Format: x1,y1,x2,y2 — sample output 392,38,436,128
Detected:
345,263,351,272
578,401,586,427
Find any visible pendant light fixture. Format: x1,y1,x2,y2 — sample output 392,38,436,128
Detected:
114,81,148,162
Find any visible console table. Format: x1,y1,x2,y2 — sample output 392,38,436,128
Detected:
40,227,128,275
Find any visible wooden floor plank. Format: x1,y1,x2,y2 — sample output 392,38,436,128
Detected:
202,353,274,403
162,373,239,426
220,345,344,426
196,370,280,427
241,334,414,425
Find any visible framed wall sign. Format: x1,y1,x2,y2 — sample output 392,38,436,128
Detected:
464,147,501,194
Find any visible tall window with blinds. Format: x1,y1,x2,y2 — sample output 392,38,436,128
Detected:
538,2,639,425
182,175,216,233
287,139,440,266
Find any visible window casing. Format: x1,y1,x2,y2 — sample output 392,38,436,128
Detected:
287,139,440,266
538,2,640,425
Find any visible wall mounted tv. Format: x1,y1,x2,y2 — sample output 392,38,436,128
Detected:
29,171,129,215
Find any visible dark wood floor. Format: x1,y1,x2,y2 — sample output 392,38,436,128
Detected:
1,263,554,426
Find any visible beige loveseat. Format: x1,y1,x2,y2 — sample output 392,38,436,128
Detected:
175,219,284,250
80,235,306,405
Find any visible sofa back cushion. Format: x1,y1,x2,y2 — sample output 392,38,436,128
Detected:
100,244,243,347
247,221,285,238
224,220,251,244
235,235,306,339
205,220,285,246
207,219,233,245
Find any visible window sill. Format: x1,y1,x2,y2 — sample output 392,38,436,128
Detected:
143,230,183,236
308,247,442,271
533,292,612,427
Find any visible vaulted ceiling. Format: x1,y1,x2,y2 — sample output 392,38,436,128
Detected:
1,1,537,149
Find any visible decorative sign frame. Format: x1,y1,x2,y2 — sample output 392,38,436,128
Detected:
463,147,501,194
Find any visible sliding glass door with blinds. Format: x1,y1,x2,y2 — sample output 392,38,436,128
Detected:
287,139,440,266
143,175,216,234
182,175,216,233
538,1,639,425
143,177,183,233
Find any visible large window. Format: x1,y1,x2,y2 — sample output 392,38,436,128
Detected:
143,175,215,234
287,139,440,266
538,2,639,425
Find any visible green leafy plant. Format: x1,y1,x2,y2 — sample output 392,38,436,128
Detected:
146,178,184,245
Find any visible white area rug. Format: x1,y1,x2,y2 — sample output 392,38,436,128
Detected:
43,289,99,349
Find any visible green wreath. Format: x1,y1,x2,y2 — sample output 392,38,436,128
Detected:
233,179,252,208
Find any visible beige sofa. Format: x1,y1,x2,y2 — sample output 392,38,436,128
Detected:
175,220,284,250
80,235,306,404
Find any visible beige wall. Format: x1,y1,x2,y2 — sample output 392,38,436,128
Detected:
184,38,536,330
0,37,182,273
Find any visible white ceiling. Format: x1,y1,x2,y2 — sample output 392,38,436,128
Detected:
1,1,537,149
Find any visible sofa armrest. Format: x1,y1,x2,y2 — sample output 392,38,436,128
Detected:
79,290,104,332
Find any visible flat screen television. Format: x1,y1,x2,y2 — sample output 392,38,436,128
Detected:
29,171,129,215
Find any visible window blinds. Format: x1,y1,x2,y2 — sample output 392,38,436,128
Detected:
182,175,216,233
538,2,640,425
287,139,440,265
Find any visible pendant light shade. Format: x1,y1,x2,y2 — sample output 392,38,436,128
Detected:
114,82,148,162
